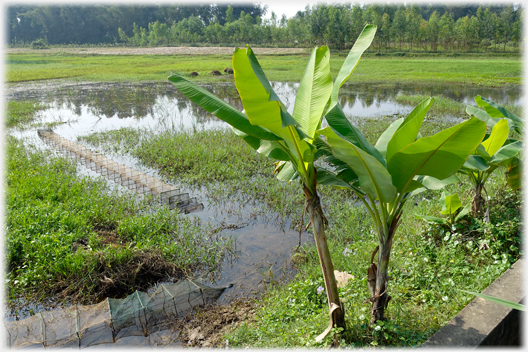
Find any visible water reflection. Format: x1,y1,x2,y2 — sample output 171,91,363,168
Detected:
6,81,522,137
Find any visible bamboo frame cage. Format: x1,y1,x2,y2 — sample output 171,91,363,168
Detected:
37,129,203,213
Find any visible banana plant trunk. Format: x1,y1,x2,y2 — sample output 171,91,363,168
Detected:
303,184,346,342
471,182,486,218
369,239,392,323
369,212,401,324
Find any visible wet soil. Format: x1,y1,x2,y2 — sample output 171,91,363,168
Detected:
173,299,257,347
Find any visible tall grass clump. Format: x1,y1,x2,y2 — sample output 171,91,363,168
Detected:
6,100,47,128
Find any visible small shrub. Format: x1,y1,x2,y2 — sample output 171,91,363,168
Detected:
31,38,49,49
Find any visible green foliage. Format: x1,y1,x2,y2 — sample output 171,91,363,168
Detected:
416,192,470,227
5,100,47,128
74,118,522,348
318,87,486,324
458,289,525,311
11,3,522,53
79,127,306,217
461,96,523,217
168,24,378,341
224,178,521,347
30,38,48,49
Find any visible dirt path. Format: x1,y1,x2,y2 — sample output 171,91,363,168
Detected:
7,46,310,55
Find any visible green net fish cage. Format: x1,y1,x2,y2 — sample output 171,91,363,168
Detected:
5,278,229,348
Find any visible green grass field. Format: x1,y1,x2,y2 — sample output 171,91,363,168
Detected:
6,51,522,87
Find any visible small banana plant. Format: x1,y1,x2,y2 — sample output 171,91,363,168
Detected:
315,97,487,324
462,96,523,220
416,192,470,227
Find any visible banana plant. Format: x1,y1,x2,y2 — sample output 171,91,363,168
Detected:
168,24,378,342
416,192,470,227
466,95,524,135
316,98,487,323
463,96,523,219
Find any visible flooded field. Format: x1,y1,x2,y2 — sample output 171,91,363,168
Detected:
6,81,522,142
5,79,523,322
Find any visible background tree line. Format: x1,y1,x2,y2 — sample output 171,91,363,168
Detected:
7,3,523,53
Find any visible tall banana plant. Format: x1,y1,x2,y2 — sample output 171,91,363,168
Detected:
463,96,523,219
316,98,487,323
168,24,378,341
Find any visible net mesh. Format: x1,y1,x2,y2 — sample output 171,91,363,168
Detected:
5,279,227,349
37,129,204,213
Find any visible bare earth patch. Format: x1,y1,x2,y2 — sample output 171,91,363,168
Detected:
173,299,256,347
7,46,310,55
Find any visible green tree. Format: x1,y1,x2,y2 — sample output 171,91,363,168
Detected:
439,12,455,51
511,9,523,51
391,6,407,50
428,10,441,52
364,4,383,52
417,18,429,50
349,4,364,42
406,5,422,51
499,5,515,51
456,16,472,51
380,12,392,51
463,96,523,218
309,4,329,45
225,5,235,24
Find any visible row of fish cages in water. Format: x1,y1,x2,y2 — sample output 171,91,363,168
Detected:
37,129,203,214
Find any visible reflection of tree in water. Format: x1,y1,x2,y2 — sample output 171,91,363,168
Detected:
87,85,159,118
10,81,522,126
43,82,244,123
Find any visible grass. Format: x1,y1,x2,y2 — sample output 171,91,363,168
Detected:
6,136,234,310
79,127,306,217
6,52,522,88
5,100,48,128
